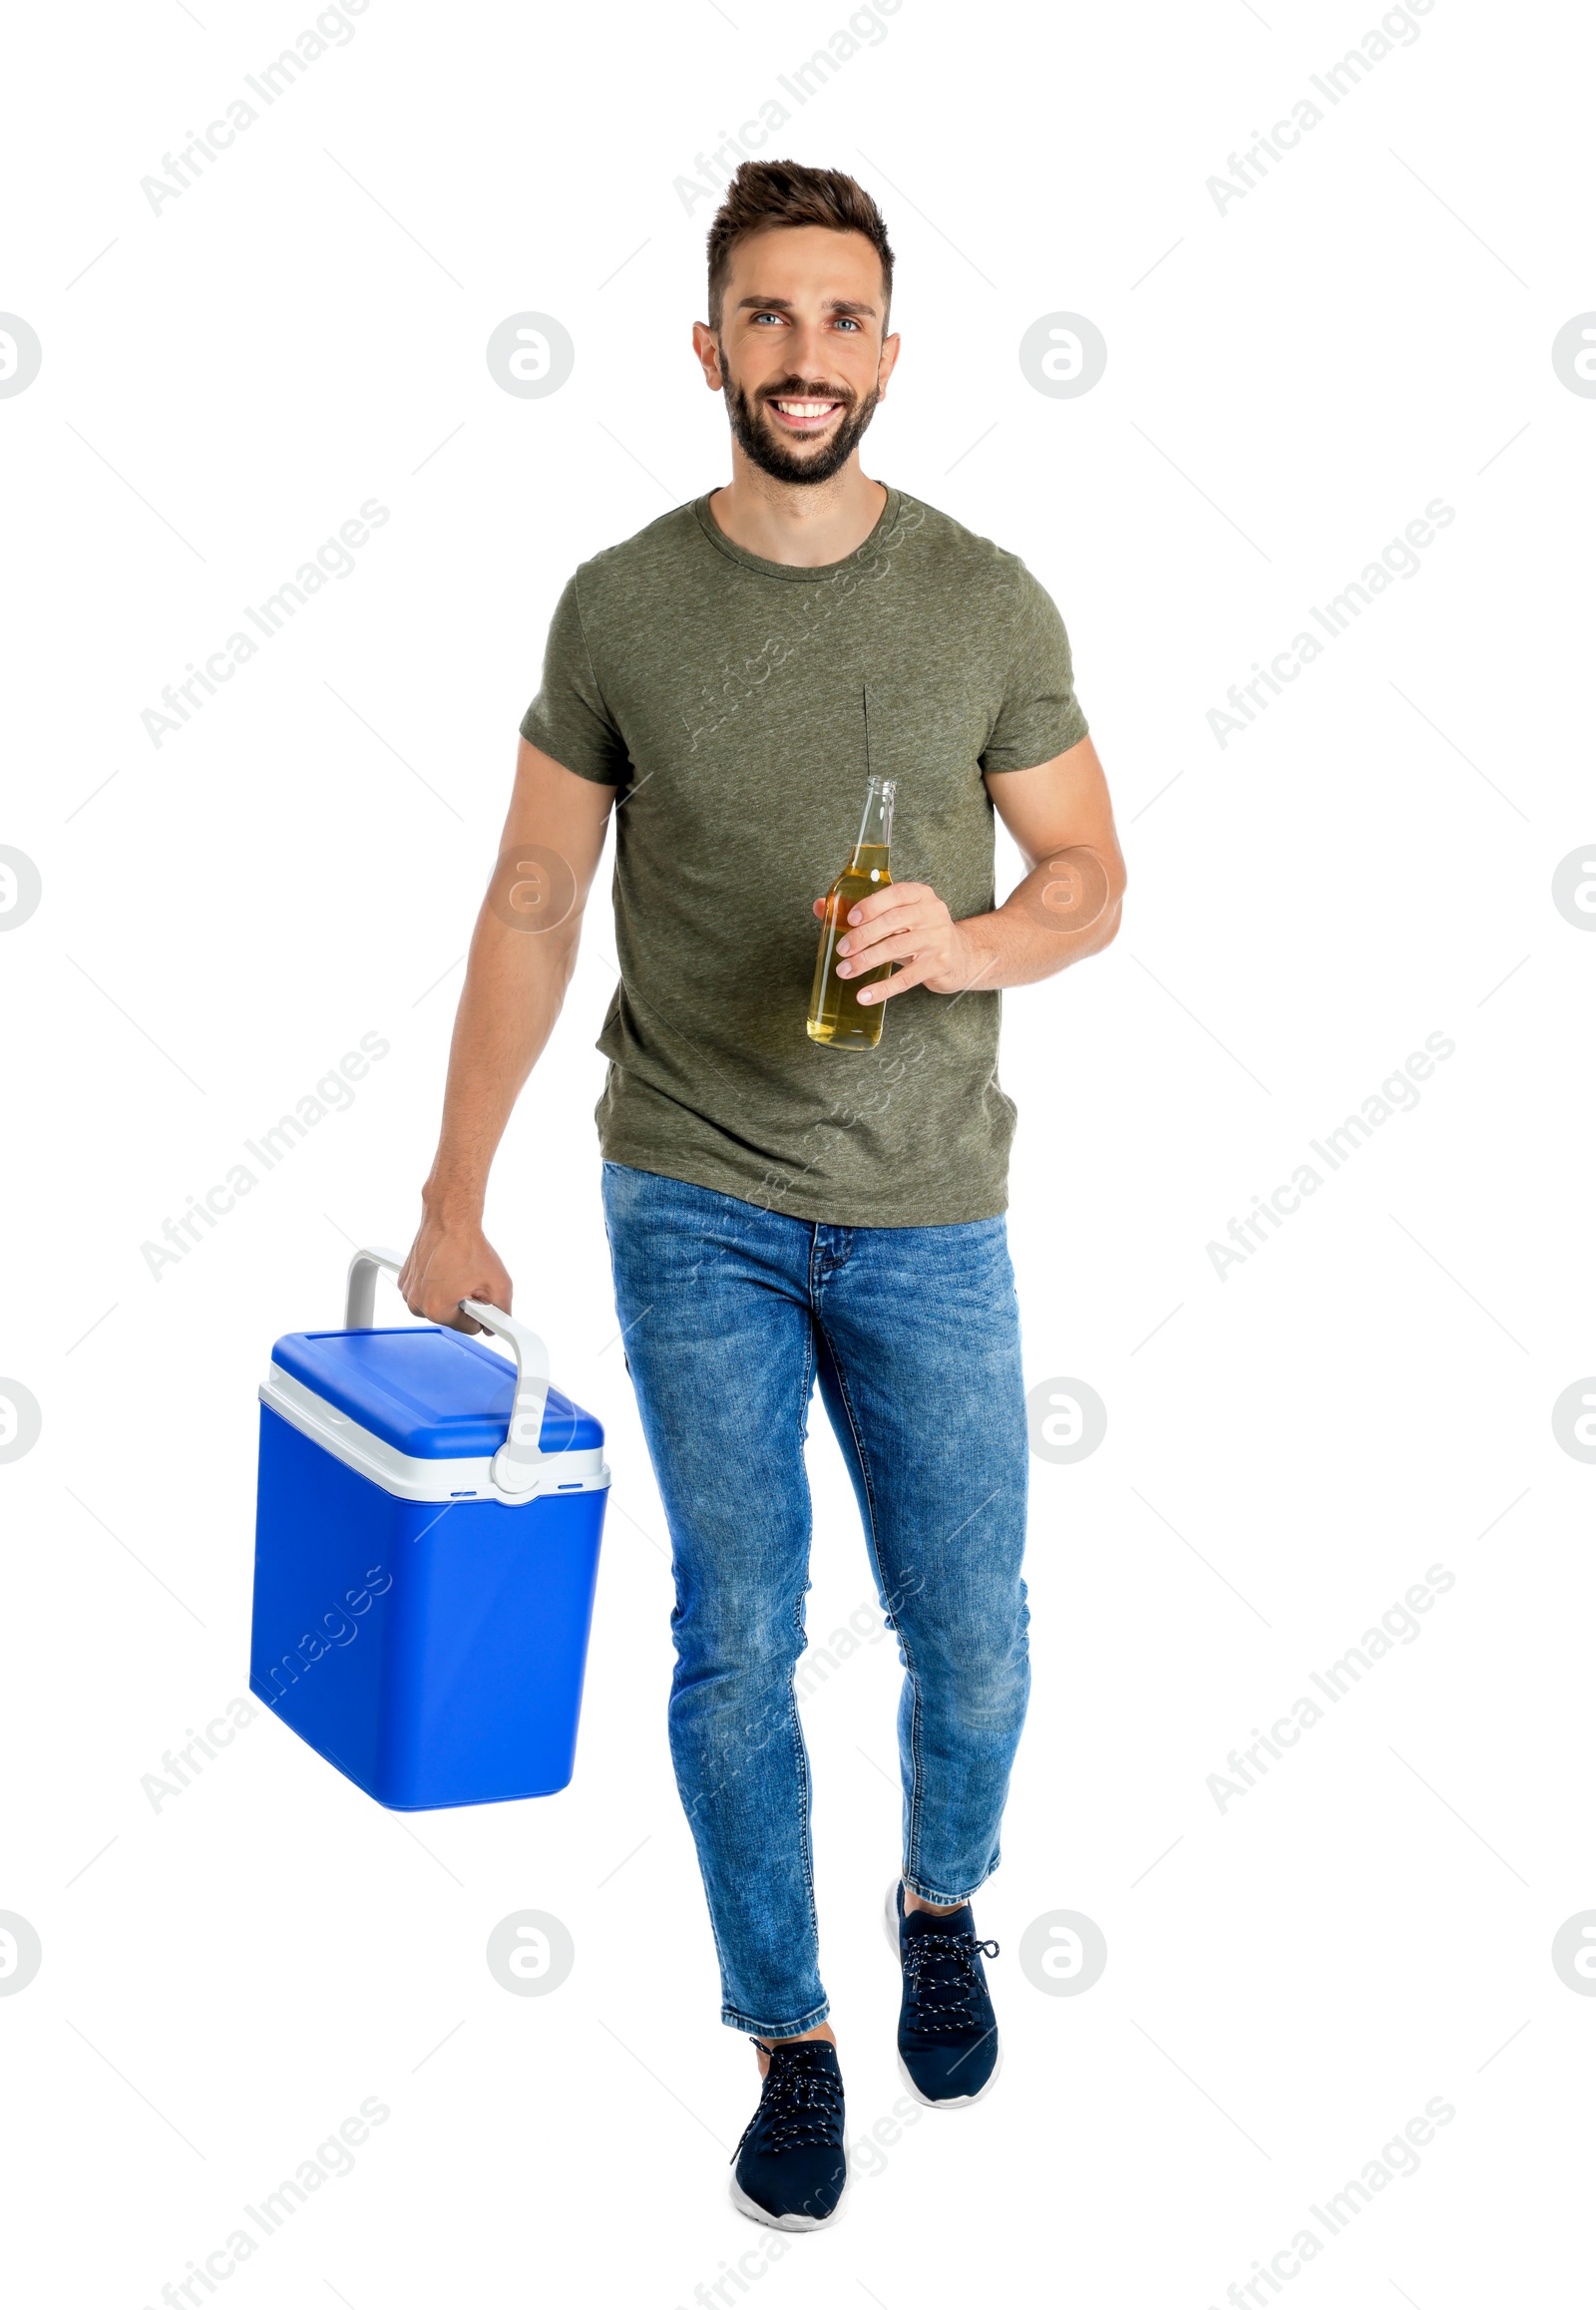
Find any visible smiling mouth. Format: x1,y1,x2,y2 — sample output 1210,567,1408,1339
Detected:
764,395,847,433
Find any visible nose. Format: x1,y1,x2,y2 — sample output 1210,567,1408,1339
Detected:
782,316,832,383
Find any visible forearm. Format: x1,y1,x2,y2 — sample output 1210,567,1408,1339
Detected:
420,905,581,1219
955,846,1124,992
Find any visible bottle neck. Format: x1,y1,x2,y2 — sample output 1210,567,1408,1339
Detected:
851,776,895,861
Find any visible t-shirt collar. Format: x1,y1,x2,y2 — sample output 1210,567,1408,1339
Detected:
691,484,903,581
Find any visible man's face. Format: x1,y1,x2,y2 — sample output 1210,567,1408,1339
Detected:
695,224,899,486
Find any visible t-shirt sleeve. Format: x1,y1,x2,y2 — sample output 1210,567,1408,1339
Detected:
519,574,629,787
979,562,1089,774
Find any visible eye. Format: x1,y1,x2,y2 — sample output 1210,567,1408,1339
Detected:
835,317,861,331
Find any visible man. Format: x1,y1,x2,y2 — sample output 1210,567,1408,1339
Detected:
400,160,1126,2230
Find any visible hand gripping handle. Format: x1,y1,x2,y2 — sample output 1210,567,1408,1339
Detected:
344,1247,557,1498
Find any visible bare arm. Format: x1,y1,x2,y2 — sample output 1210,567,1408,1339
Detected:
819,732,1126,1001
400,739,615,1331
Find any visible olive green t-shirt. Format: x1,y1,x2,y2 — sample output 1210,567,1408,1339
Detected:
521,485,1088,1227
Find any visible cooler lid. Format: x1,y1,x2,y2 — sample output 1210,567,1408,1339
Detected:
270,1326,603,1460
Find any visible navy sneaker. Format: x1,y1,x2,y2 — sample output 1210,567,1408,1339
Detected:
884,1878,1001,2107
729,2039,848,2230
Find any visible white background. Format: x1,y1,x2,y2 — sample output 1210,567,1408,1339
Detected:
3,0,1593,2301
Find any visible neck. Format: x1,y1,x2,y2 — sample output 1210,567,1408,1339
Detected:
707,451,887,569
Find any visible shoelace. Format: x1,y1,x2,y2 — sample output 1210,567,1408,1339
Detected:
901,1930,1000,2034
733,2045,844,2159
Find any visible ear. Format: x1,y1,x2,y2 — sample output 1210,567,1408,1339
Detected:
876,328,902,400
691,320,725,393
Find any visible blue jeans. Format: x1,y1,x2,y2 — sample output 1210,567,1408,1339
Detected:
600,1161,1031,2039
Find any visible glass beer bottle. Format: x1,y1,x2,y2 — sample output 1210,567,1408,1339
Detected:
807,775,898,1049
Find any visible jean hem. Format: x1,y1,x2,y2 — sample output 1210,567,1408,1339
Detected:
723,1998,832,2041
900,1857,999,1907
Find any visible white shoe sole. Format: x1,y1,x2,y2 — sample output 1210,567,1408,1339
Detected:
883,1876,1003,2110
728,2168,848,2230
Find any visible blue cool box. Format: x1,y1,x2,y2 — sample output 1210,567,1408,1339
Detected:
248,1253,609,1810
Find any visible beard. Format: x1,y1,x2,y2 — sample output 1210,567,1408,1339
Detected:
722,362,882,486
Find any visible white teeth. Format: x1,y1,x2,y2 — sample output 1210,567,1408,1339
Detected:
774,400,838,417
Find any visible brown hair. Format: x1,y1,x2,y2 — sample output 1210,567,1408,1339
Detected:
706,160,894,331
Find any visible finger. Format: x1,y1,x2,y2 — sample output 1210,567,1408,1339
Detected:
857,958,932,1002
843,881,931,927
839,921,937,964
411,1294,479,1332
837,930,943,975
839,899,935,952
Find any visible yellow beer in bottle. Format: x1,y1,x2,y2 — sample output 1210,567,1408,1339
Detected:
807,774,898,1049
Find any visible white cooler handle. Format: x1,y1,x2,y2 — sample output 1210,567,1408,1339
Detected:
344,1246,559,1499
344,1246,409,1329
